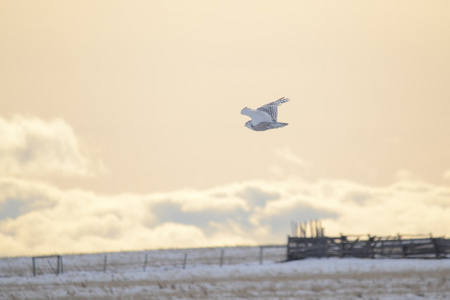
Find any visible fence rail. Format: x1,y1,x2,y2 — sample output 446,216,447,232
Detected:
0,245,287,278
287,235,450,260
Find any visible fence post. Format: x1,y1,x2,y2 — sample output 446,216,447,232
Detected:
143,254,148,272
340,236,345,257
182,253,188,269
56,256,60,275
286,237,290,261
219,249,225,267
103,255,107,272
260,246,264,265
431,238,441,258
32,257,36,276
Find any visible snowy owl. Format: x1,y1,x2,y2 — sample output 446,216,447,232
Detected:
241,97,290,131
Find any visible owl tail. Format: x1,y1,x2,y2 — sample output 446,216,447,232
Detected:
268,122,288,130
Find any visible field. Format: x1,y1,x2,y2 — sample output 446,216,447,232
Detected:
1,246,450,299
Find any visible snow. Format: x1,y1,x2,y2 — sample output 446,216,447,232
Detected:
1,246,449,299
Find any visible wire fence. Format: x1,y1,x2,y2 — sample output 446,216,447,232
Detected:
0,245,287,278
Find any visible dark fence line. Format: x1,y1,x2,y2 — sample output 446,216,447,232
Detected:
287,235,450,260
26,245,286,277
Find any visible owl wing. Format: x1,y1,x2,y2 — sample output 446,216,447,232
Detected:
241,107,272,125
257,97,290,122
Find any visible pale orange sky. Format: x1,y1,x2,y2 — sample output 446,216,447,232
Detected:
1,1,450,255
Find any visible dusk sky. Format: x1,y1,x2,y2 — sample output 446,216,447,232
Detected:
1,1,450,256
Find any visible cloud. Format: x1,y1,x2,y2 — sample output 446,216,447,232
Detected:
394,169,417,181
236,186,280,207
274,146,311,167
1,174,450,256
443,169,450,180
0,115,103,177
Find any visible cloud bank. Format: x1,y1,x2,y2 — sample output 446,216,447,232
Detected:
1,175,449,257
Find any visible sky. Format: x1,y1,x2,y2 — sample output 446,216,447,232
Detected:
1,0,450,256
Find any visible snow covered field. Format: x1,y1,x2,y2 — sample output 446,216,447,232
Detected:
1,246,450,299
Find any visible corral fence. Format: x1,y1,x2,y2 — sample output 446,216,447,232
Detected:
0,245,286,277
287,234,450,261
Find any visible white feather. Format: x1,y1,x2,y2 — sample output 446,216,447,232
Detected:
240,107,272,125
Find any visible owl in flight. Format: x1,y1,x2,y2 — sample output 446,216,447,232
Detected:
241,97,290,131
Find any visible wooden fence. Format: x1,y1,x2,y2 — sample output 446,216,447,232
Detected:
287,235,450,261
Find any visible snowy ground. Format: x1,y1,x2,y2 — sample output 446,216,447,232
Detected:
1,246,450,299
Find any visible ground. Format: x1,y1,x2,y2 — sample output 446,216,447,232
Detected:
1,246,449,299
